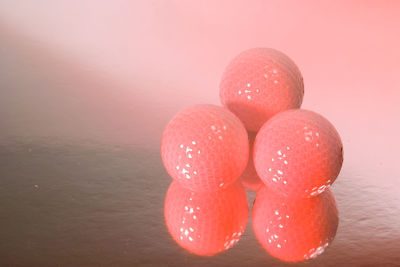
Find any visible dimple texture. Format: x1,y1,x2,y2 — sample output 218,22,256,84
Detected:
253,109,343,198
220,48,304,132
161,104,249,192
252,186,339,262
164,181,249,256
239,131,263,191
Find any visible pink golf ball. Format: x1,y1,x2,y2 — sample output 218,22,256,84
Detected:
253,109,343,198
220,48,304,132
239,131,263,191
161,104,249,192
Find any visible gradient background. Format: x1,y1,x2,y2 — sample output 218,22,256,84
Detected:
1,1,399,266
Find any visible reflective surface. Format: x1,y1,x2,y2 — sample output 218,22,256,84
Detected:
1,1,400,266
1,138,399,266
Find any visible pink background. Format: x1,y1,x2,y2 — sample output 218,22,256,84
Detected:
1,1,399,265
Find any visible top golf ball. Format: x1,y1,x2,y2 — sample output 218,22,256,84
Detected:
220,48,304,132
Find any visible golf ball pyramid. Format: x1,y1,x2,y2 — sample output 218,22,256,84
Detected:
161,47,343,261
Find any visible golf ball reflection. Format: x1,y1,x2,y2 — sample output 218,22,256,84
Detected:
252,185,339,262
164,181,248,256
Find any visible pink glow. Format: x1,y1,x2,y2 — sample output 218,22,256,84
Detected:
1,2,400,264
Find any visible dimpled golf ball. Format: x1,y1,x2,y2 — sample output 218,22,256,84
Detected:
161,104,249,192
239,131,263,191
253,109,343,198
252,186,339,262
164,181,249,256
220,48,304,132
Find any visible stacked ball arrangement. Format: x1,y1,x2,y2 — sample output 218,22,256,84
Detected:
161,48,343,262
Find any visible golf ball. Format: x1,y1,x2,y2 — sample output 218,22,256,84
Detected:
253,109,343,198
239,131,263,191
161,104,249,192
220,48,304,132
